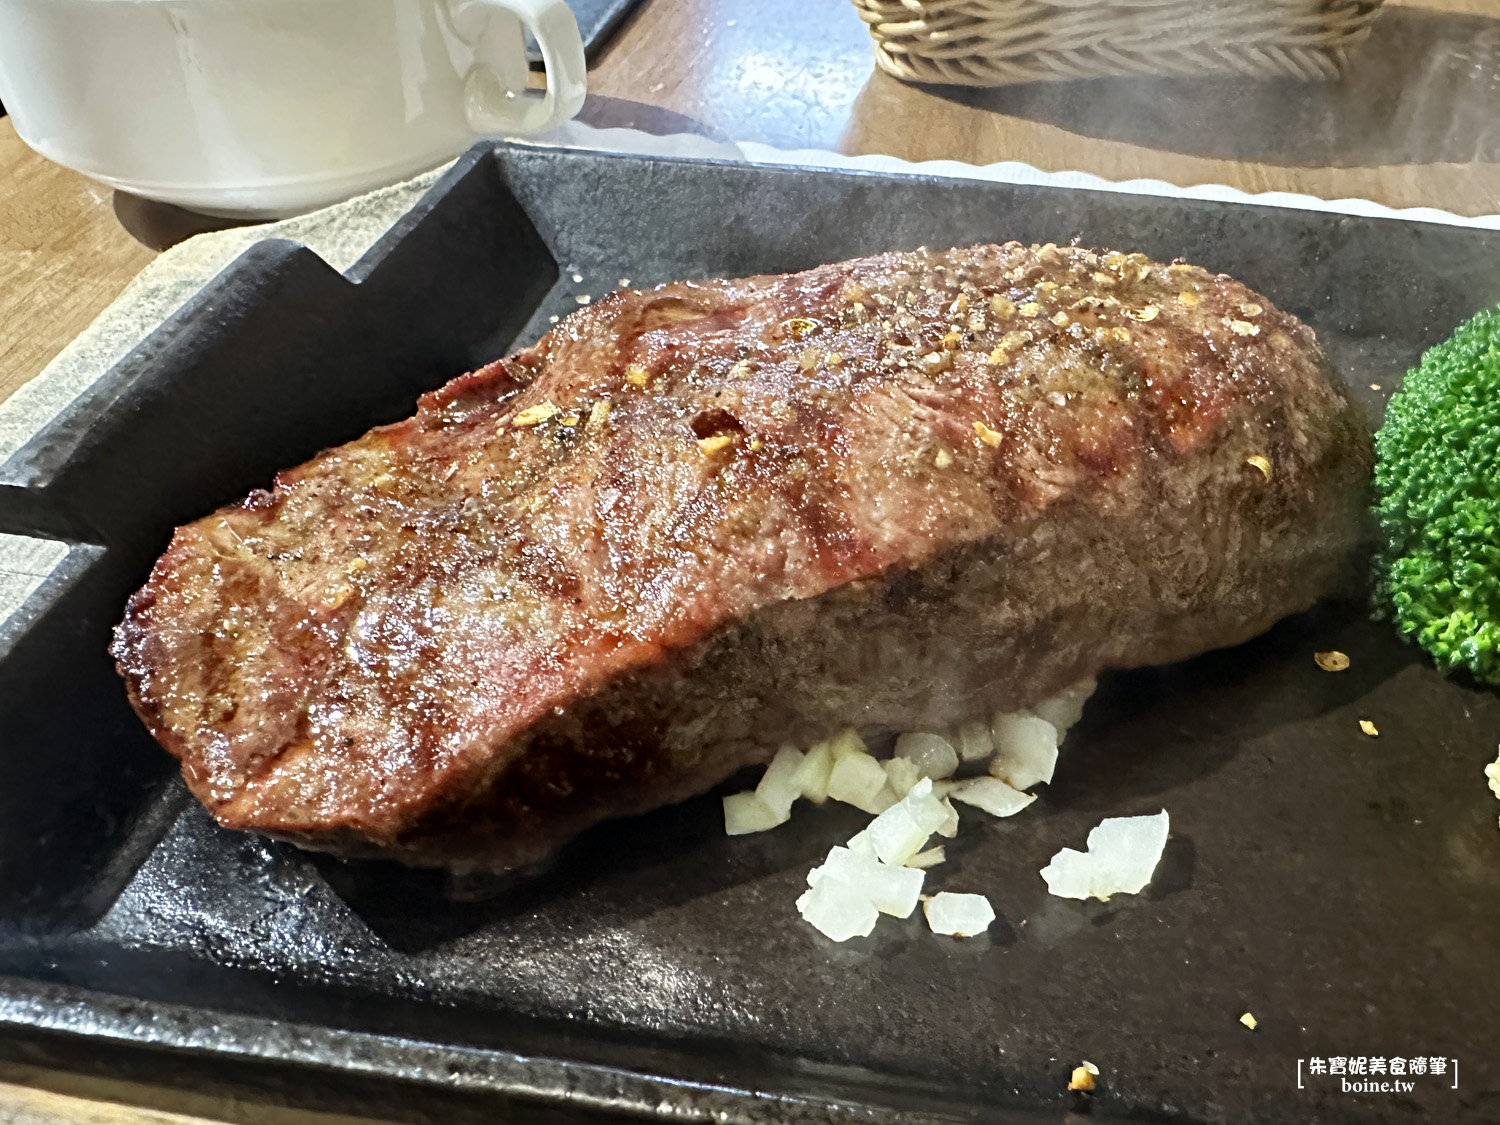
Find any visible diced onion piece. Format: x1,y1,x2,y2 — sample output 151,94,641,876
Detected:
814,846,925,918
846,828,877,859
828,727,870,761
957,720,994,763
935,797,959,838
1040,810,1169,900
796,876,879,941
883,756,922,799
866,777,945,865
1032,678,1096,735
948,776,1036,818
722,791,788,835
1038,846,1095,899
906,846,946,869
791,739,834,804
870,868,924,918
755,744,805,819
827,752,898,814
894,732,959,780
903,779,953,839
1084,810,1170,897
866,782,899,814
989,712,1059,790
923,891,995,936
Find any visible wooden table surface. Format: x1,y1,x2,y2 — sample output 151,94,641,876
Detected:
1,0,1496,1120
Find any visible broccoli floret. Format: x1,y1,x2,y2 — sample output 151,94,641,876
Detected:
1374,303,1500,683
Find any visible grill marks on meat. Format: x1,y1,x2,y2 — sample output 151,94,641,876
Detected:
112,242,1372,871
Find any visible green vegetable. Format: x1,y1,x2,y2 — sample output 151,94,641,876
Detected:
1374,303,1500,683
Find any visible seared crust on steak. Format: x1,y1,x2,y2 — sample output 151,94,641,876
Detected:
112,243,1372,871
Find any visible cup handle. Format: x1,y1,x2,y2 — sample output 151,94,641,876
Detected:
460,0,586,136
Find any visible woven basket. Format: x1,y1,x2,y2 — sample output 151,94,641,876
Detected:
854,0,1386,86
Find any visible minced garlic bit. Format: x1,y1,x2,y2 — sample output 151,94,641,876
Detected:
1000,330,1030,349
1127,305,1159,322
987,347,1010,366
782,316,819,339
1231,319,1260,336
1240,302,1263,317
1240,1012,1258,1031
1314,650,1351,672
973,420,1002,447
697,433,735,455
800,346,821,371
588,400,611,429
1092,271,1116,286
1038,280,1058,291
1068,1061,1099,1092
1485,748,1500,799
618,277,631,288
1359,719,1379,737
828,352,844,365
967,311,986,334
990,294,1016,318
934,447,954,469
510,401,560,426
1177,290,1199,307
345,558,367,574
1245,454,1272,480
1019,302,1041,317
625,363,649,386
1104,251,1125,268
1109,326,1131,343
547,314,560,324
941,330,962,350
1050,311,1070,327
575,294,591,305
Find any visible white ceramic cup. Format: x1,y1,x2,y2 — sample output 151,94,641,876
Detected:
0,0,587,217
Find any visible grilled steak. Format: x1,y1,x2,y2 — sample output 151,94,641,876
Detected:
113,242,1372,872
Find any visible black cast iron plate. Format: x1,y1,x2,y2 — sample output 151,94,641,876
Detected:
526,0,645,65
1,143,1498,1125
